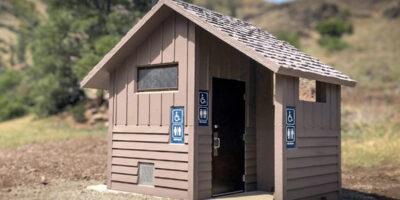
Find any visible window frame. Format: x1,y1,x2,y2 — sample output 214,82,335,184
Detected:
136,62,179,92
298,78,327,103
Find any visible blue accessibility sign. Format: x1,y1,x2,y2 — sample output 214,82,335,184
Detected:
286,126,296,148
286,107,296,126
198,90,209,126
286,106,296,148
199,91,208,107
198,107,208,125
170,107,184,144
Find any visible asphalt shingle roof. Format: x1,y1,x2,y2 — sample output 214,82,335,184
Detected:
171,0,355,84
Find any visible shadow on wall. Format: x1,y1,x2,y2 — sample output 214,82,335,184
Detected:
342,188,398,200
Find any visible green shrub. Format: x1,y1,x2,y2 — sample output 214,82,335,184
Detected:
0,69,27,121
276,31,301,49
70,103,87,123
316,17,353,37
318,36,348,51
0,97,26,121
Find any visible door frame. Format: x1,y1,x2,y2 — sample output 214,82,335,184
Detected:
211,77,246,197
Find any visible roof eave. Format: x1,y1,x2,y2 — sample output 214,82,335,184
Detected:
277,67,357,87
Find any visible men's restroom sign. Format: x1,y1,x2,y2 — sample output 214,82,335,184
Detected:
198,90,209,126
170,107,184,144
286,107,296,148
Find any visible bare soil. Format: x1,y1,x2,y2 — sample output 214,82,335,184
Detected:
1,137,399,200
0,137,107,188
342,166,400,199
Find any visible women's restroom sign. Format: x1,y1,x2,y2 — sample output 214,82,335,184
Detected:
286,107,296,148
198,90,209,126
170,107,185,144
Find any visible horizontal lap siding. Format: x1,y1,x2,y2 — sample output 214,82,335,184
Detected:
196,28,256,199
110,130,190,193
277,76,341,200
109,13,196,200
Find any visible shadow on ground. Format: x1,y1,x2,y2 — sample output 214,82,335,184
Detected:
343,188,399,200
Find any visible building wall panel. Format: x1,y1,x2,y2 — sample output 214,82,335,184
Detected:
274,75,341,200
108,13,196,199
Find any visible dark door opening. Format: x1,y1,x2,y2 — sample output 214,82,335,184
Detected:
212,78,245,196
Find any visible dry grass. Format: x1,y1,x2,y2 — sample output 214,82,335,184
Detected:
341,103,400,168
303,16,400,92
0,115,106,149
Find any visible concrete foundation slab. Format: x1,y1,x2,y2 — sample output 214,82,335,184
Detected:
86,184,132,194
209,191,274,200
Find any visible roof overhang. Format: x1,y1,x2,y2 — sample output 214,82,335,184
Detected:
81,0,356,90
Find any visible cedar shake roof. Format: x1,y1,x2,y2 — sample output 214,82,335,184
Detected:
81,0,356,89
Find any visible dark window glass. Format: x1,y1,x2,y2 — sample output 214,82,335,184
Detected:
137,65,178,91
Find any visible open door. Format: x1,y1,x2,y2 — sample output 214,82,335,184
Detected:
212,78,245,196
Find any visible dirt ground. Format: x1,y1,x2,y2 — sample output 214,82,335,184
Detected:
0,137,107,189
0,137,399,200
342,165,400,200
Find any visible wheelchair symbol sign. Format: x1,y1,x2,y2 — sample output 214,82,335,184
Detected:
172,109,184,123
199,91,208,107
286,107,296,126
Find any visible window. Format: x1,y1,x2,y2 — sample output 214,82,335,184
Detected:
299,78,326,103
138,163,154,186
137,64,178,92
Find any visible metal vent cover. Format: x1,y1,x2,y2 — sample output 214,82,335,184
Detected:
138,163,154,186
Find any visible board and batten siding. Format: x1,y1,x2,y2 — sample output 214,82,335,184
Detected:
274,74,341,200
108,13,196,200
195,28,275,199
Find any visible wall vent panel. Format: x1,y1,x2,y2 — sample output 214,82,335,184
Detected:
138,163,155,186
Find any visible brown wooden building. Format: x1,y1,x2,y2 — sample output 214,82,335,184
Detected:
81,0,356,199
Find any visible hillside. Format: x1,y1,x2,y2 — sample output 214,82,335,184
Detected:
0,0,45,69
249,0,400,100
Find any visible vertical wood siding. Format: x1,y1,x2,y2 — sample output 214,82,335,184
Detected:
274,75,341,200
255,65,275,191
108,13,195,200
195,28,274,199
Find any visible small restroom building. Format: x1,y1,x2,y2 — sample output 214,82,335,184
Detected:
81,0,356,199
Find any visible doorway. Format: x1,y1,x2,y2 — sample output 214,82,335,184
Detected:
211,78,246,196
